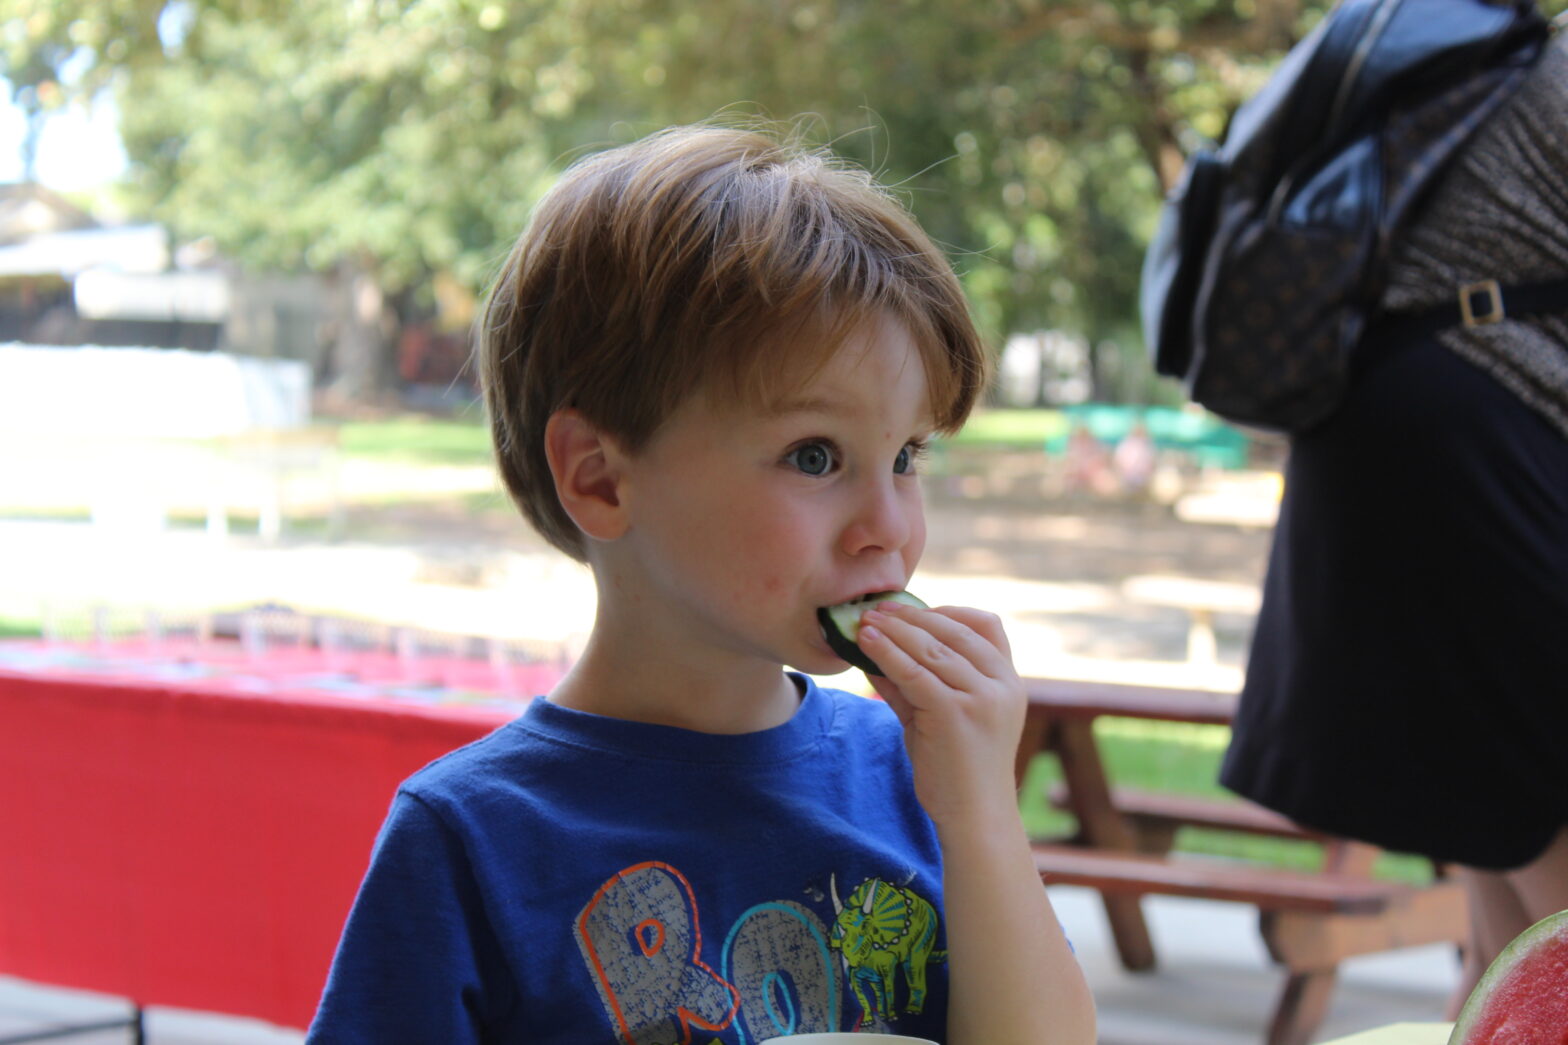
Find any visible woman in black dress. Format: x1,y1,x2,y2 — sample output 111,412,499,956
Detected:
1221,29,1568,1009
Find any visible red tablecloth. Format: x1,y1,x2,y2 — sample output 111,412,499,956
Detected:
0,640,561,1031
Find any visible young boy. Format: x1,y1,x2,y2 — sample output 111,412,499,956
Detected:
308,124,1093,1044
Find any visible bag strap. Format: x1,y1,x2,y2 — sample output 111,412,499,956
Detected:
1375,277,1568,341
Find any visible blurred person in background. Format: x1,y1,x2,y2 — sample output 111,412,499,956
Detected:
1221,24,1568,1014
1111,420,1156,495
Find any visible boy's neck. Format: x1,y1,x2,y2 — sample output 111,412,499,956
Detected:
547,633,805,735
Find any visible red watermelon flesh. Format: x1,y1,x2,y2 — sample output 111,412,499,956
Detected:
1449,908,1568,1045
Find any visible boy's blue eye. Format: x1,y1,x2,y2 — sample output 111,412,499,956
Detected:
787,442,836,476
894,442,925,475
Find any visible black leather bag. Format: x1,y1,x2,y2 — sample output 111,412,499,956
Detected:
1141,0,1550,433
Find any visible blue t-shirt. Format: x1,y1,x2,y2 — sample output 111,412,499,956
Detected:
307,674,949,1044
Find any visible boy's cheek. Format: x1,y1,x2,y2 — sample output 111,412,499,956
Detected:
753,573,787,598
905,523,928,572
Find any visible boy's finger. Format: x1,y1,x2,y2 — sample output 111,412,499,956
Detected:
859,620,976,701
865,604,1005,683
930,605,1013,659
871,604,1008,679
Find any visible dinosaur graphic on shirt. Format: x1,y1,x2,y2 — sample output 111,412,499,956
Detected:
828,875,947,1025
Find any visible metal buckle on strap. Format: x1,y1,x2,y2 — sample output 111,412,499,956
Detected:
1459,279,1504,327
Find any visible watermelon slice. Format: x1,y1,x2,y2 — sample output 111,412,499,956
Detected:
1449,908,1568,1044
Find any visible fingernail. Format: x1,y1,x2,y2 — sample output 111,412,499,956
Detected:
858,625,880,641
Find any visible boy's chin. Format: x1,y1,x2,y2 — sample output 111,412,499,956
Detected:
788,647,857,678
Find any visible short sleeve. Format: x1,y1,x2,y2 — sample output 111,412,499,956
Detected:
306,792,514,1044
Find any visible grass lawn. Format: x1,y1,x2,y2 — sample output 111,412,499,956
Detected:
1018,718,1435,885
945,407,1069,449
0,616,41,638
332,415,493,466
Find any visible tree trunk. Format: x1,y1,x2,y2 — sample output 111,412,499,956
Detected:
324,256,401,410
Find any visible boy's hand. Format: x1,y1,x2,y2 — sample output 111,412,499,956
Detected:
856,601,1026,827
856,602,1098,1043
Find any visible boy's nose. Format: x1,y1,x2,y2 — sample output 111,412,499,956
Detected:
840,478,916,556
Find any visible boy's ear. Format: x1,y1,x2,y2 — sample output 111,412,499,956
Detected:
543,409,631,542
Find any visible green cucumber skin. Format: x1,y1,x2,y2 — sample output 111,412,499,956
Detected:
817,591,928,676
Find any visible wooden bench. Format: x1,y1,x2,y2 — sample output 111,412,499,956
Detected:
1031,845,1465,1045
1018,677,1467,1045
1032,843,1436,916
1047,784,1334,852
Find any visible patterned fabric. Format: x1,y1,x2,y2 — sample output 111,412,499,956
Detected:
306,675,950,1045
1382,31,1568,438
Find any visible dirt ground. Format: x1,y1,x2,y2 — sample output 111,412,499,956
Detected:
922,495,1272,587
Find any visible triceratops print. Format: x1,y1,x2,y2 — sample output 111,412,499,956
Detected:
828,875,946,1026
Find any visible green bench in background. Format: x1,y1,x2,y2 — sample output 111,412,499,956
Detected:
1047,404,1251,471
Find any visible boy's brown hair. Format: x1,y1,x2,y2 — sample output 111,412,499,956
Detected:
479,122,989,561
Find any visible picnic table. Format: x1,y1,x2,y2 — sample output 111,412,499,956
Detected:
1016,677,1468,1045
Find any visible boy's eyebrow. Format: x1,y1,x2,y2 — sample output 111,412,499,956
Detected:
761,393,938,433
763,393,843,416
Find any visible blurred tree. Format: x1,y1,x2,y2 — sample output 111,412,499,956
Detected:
531,0,1329,399
27,0,1554,404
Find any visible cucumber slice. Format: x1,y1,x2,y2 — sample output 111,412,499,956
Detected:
816,590,928,676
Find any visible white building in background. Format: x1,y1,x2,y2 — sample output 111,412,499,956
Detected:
0,221,169,278
0,183,328,365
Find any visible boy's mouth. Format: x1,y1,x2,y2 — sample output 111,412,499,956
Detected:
815,590,901,640
815,591,927,676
